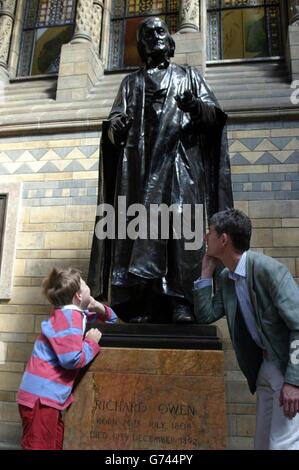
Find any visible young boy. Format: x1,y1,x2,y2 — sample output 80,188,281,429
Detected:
16,267,117,450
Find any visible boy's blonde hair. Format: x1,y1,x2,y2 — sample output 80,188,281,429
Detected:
42,267,81,307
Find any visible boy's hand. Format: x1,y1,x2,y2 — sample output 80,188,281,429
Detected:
85,328,102,344
88,296,105,315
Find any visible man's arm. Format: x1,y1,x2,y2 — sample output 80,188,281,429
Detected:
193,254,225,324
270,267,299,418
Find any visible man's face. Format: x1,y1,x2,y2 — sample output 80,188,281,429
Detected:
205,225,224,258
140,19,170,59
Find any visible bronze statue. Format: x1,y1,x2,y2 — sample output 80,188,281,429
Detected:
88,17,233,324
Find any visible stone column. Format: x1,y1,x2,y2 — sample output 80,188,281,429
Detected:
0,0,17,82
179,0,200,33
57,0,104,101
174,0,204,72
288,0,299,80
7,0,25,78
289,0,299,25
90,0,104,55
72,0,94,43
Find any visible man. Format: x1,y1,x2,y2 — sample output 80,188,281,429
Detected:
88,17,233,323
193,208,299,450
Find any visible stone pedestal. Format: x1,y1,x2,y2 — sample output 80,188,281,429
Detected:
64,325,227,450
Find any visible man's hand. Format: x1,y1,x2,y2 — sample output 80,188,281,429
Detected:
85,328,102,344
201,253,219,278
175,90,199,114
109,113,133,140
279,383,299,419
88,296,106,315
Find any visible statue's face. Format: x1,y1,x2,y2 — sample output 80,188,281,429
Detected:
139,18,171,59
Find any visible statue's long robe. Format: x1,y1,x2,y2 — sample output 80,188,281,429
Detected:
88,64,233,315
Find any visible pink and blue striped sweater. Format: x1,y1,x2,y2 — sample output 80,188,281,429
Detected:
17,304,117,410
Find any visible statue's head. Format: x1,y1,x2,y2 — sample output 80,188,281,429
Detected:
137,17,175,64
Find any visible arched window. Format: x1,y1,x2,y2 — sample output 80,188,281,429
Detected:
18,0,77,77
109,0,179,70
207,0,282,61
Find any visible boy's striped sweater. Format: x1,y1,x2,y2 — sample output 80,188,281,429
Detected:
17,304,117,410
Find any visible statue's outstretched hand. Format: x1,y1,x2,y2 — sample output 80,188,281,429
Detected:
175,90,198,114
110,113,133,140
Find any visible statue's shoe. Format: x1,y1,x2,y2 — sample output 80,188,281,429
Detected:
172,304,194,324
129,314,152,324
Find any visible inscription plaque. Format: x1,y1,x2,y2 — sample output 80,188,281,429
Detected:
64,348,227,449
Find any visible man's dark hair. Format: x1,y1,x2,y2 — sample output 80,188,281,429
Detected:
209,209,252,252
137,17,175,63
42,267,81,307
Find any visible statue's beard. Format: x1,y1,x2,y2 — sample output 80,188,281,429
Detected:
147,45,170,65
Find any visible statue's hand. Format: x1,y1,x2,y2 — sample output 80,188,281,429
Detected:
175,90,198,114
109,113,133,140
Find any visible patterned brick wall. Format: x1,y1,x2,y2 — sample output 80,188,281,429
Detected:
0,121,298,449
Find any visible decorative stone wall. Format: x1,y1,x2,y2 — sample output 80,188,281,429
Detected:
0,120,298,449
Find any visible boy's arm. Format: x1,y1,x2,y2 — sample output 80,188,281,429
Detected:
87,297,118,324
46,308,101,370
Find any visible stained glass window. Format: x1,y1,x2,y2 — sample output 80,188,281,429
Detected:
18,0,77,76
207,0,282,60
109,0,179,70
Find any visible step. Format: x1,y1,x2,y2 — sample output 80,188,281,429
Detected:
6,78,57,90
220,96,292,110
0,99,111,115
206,62,287,72
206,75,288,85
206,69,288,79
0,107,111,126
87,87,122,99
0,99,56,113
211,88,292,99
4,82,56,92
209,82,291,92
3,92,55,102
